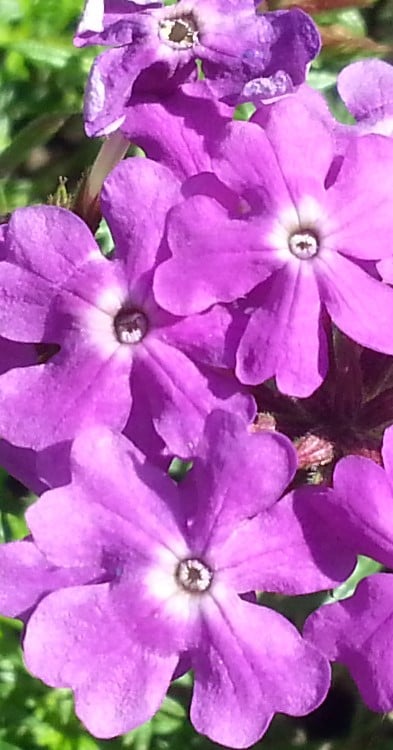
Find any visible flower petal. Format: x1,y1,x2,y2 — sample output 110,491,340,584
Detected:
191,590,330,748
134,339,254,456
319,453,393,568
211,119,291,211
304,573,393,712
161,304,245,369
215,487,356,593
237,264,328,397
0,540,99,619
324,135,393,259
0,337,132,449
27,427,186,568
261,95,333,202
0,262,57,341
316,251,393,354
101,157,181,290
337,59,393,131
24,584,178,738
183,410,296,551
154,194,281,315
5,205,100,281
122,82,232,180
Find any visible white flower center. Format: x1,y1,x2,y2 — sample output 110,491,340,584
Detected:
288,230,319,260
114,308,148,344
159,16,198,48
176,558,213,593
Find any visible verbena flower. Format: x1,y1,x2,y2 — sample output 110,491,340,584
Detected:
0,159,253,458
0,338,48,492
337,58,393,137
0,413,358,746
120,80,233,180
75,0,320,136
304,425,393,713
154,96,393,397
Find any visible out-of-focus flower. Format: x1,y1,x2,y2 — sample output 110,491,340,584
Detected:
338,58,393,137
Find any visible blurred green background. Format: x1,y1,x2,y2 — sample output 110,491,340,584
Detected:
1,0,393,747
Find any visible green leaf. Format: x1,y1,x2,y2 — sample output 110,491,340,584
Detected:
324,555,383,603
307,69,338,91
0,740,26,750
0,112,77,174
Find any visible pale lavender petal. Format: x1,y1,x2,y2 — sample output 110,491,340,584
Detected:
74,0,159,46
338,59,393,131
84,43,156,137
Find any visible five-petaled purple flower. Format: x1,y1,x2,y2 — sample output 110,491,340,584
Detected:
0,158,254,460
75,0,320,136
154,96,393,397
304,425,393,714
0,413,358,745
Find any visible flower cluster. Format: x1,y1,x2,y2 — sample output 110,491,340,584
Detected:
2,0,393,746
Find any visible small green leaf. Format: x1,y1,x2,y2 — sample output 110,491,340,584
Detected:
0,112,77,174
324,555,382,603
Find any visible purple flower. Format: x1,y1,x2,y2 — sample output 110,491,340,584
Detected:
154,96,393,397
304,426,393,713
75,0,163,43
338,58,393,137
75,0,320,137
0,333,49,492
120,81,233,180
0,227,53,492
0,159,253,459
0,413,358,745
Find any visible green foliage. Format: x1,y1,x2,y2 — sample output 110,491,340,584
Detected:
0,0,99,212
